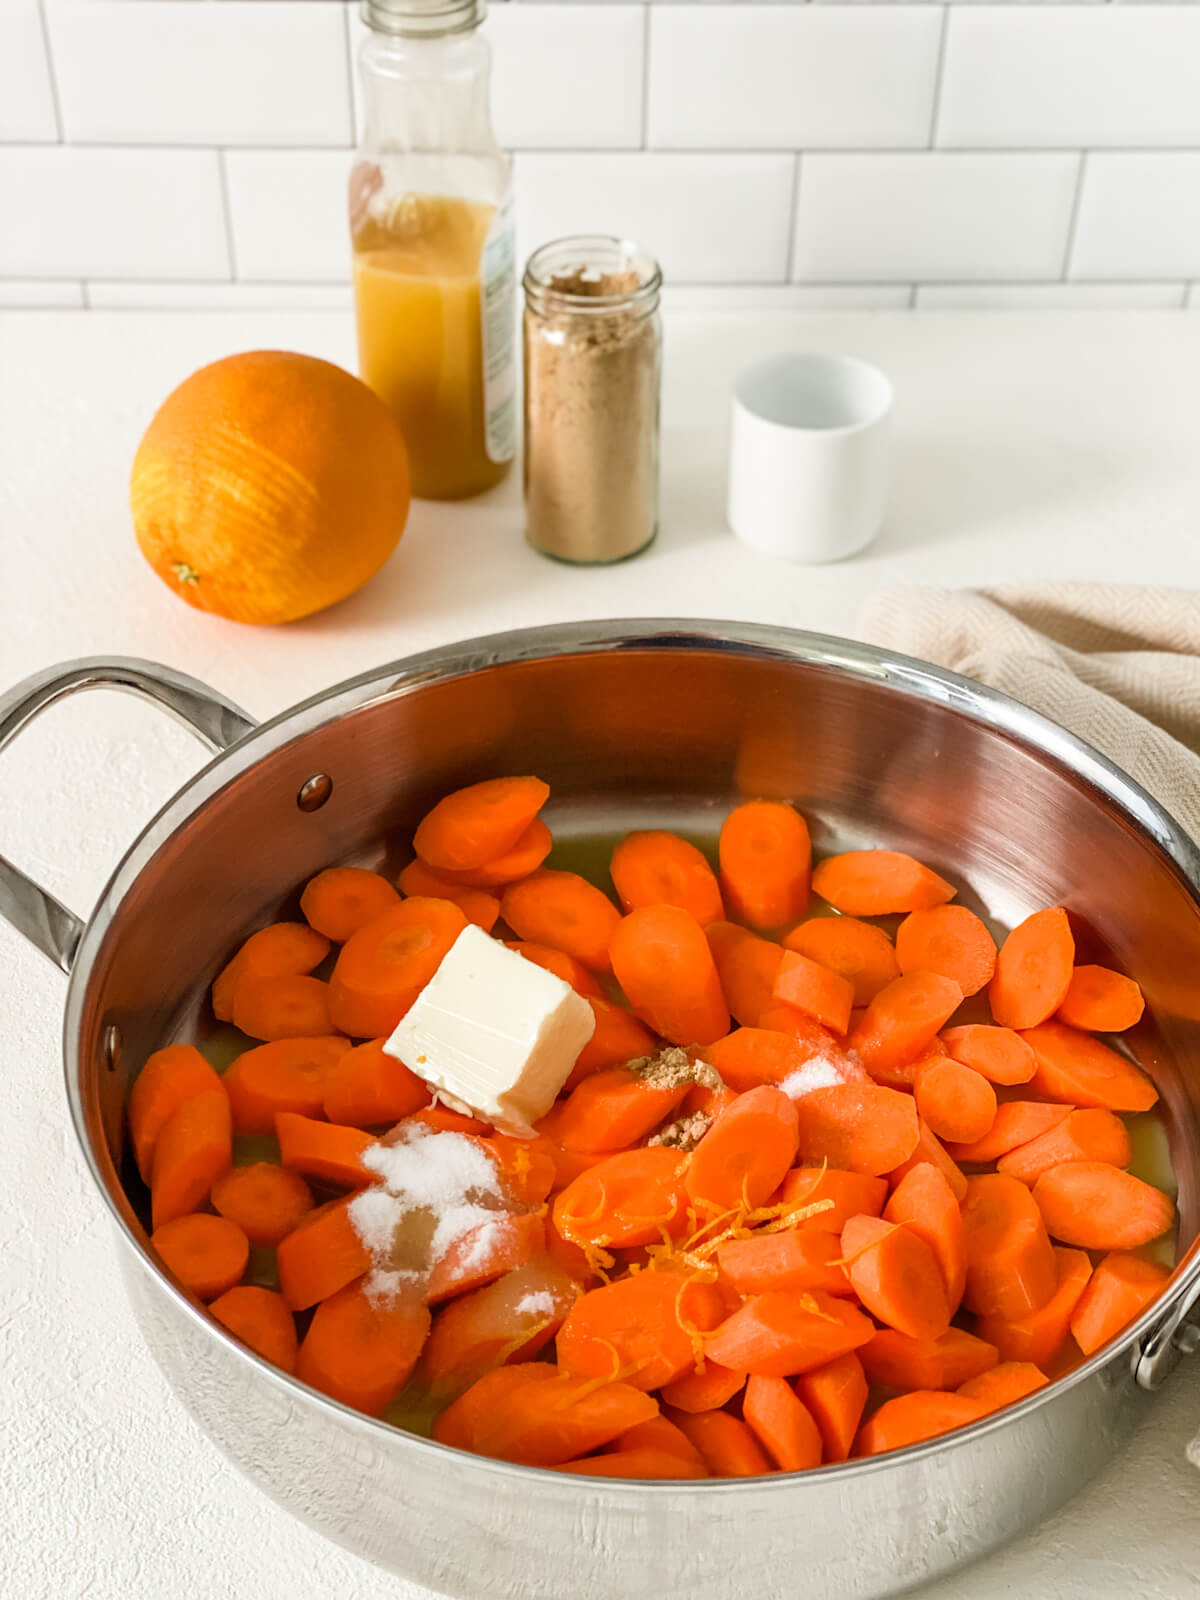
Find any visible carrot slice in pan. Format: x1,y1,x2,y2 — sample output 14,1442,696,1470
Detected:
300,866,401,943
501,870,621,973
276,1195,372,1310
551,1146,690,1250
129,1044,223,1184
1070,1252,1170,1356
705,1289,874,1378
1021,1020,1158,1112
888,1118,968,1203
609,904,730,1046
613,1414,708,1467
780,1167,889,1231
783,917,900,1008
976,1246,1092,1369
895,905,997,998
940,1024,1036,1087
854,1392,986,1458
151,1086,233,1229
297,1279,431,1416
792,1083,920,1177
209,1284,299,1372
152,1212,249,1301
944,1101,1072,1165
958,1361,1048,1412
212,922,330,1023
211,1161,314,1247
771,949,855,1036
232,974,333,1042
997,1108,1133,1187
413,776,550,873
566,998,657,1090
323,1036,430,1127
610,830,725,927
885,1161,967,1311
851,972,964,1076
988,907,1075,1030
795,1351,868,1463
426,1213,548,1306
557,1268,725,1391
914,1056,997,1146
464,1368,660,1468
432,1365,557,1453
433,818,553,888
717,1228,852,1299
276,1111,376,1189
841,1215,952,1342
666,1408,774,1478
812,851,955,918
705,1026,839,1094
1056,965,1145,1033
658,1361,747,1414
685,1085,799,1214
395,859,501,931
1033,1162,1175,1251
961,1173,1058,1320
859,1326,998,1392
223,1035,352,1136
507,941,605,1000
329,896,468,1038
554,1067,691,1154
718,801,812,932
706,922,786,1027
743,1376,823,1471
421,1257,578,1392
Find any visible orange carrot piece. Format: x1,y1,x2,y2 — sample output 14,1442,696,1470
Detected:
944,1101,1073,1165
276,1111,376,1189
718,801,812,932
685,1085,799,1214
1033,1162,1175,1251
555,1067,691,1154
152,1212,249,1301
478,1133,557,1208
566,998,657,1090
276,1195,372,1310
500,869,621,973
129,1044,223,1184
914,1056,997,1146
859,1327,999,1391
957,1361,1048,1412
895,905,997,998
850,972,964,1076
885,1162,967,1311
997,1108,1133,1187
659,1361,747,1413
211,922,331,1023
667,1407,773,1478
783,916,900,1008
508,941,605,1000
223,1035,351,1136
421,1258,578,1391
297,1279,430,1416
433,818,553,888
613,1414,707,1469
299,866,401,943
211,1161,314,1247
940,1024,1036,1087
404,1104,490,1137
426,1212,548,1305
322,1036,429,1127
771,949,855,1036
717,1229,852,1299
888,1119,968,1203
961,1173,1058,1320
557,1268,725,1391
976,1246,1092,1369
989,907,1075,1030
1070,1252,1170,1356
706,923,786,1027
329,897,469,1038
795,1351,868,1463
555,1449,707,1481
854,1391,986,1458
1021,1020,1158,1112
742,1375,823,1471
552,1146,690,1250
705,1289,874,1378
841,1215,952,1342
755,1008,868,1083
209,1284,299,1373
792,1083,920,1176
610,830,725,927
681,1077,739,1124
150,1087,233,1229
232,973,333,1042
812,850,955,917
609,905,731,1046
780,1167,889,1231
448,1366,660,1467
1056,965,1145,1033
396,858,501,931
705,1026,836,1094
413,776,550,873
431,1364,553,1452
860,1035,938,1094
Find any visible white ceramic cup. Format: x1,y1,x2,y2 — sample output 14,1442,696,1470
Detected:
727,352,893,563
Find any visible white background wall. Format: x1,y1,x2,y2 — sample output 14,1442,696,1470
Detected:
5,0,1200,309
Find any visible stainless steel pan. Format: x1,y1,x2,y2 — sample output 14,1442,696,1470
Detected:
3,621,1199,1600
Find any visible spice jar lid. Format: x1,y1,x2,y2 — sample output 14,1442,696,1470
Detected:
523,236,662,320
361,0,486,37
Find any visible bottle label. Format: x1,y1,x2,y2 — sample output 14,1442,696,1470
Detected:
480,188,517,465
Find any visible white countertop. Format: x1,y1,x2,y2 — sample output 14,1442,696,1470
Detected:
2,308,1199,1600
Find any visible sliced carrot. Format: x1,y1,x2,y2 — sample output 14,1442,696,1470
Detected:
895,905,997,998
223,1035,352,1136
783,917,900,1008
706,1027,833,1094
609,905,730,1046
885,1162,966,1311
854,1392,986,1458
718,801,812,932
555,1067,691,1154
940,1024,1036,1087
613,1414,707,1468
276,1195,371,1310
508,941,605,1000
944,1101,1072,1165
209,1284,299,1372
861,1035,938,1094
888,1119,968,1204
433,818,553,888
717,1228,851,1299
958,1361,1048,1412
322,1036,429,1127
427,1212,547,1305
743,1376,823,1471
681,1077,739,1124
395,859,501,931
780,1167,889,1231
276,1111,376,1188
1056,965,1145,1033
706,923,785,1027
658,1360,747,1413
479,1134,557,1208
404,1104,489,1137
128,1044,223,1184
557,1267,725,1391
421,1257,578,1392
566,998,657,1090
961,1173,1058,1320
754,1009,866,1083
152,1212,249,1301
299,866,401,943
685,1085,799,1214
232,973,333,1042
997,1108,1133,1187
667,1407,773,1478
211,922,330,1023
500,869,621,973
150,1087,233,1229
792,1083,920,1176
976,1246,1092,1369
812,850,955,917
297,1279,430,1416
771,949,855,1036
989,907,1075,1030
329,897,468,1038
859,1326,999,1391
413,775,550,873
705,1288,874,1378
211,1161,313,1247
610,830,725,927
455,1366,660,1467
850,972,964,1076
1033,1162,1175,1250
552,1146,690,1250
432,1364,555,1451
914,1056,997,1146
841,1215,952,1342
795,1351,868,1463
557,1447,707,1480
1070,1251,1171,1356
1021,1020,1159,1112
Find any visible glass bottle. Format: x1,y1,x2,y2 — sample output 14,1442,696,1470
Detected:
350,0,516,501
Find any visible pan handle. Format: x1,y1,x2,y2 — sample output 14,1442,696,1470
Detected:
1135,1276,1200,1391
0,657,256,974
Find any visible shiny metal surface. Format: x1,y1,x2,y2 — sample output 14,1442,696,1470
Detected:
7,623,1200,1599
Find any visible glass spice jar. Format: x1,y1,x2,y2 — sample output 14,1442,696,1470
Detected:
522,237,662,564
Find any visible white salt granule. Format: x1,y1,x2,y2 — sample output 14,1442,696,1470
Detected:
780,1057,845,1099
514,1290,556,1319
363,1268,419,1307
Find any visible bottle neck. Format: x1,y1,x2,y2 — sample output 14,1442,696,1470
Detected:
359,29,498,157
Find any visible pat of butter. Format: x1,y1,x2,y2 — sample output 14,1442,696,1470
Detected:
383,925,596,1136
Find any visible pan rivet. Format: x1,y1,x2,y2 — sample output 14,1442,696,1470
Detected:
103,1024,122,1074
298,774,333,813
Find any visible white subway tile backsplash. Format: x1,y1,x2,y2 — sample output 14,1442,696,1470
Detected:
0,280,83,308
793,153,1079,282
662,284,915,309
648,5,941,149
939,7,1200,149
0,1,58,142
47,0,351,146
0,147,228,279
916,282,1187,308
1071,154,1200,280
515,152,795,282
86,282,354,309
224,151,351,282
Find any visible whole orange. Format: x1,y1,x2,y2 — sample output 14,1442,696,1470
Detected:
131,350,410,625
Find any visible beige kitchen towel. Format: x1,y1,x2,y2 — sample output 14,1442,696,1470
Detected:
857,584,1200,846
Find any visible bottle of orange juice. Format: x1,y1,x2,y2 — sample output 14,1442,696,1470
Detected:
351,0,515,501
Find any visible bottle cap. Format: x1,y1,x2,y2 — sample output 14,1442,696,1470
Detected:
361,0,485,36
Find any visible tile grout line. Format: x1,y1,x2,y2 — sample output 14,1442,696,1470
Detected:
36,0,65,142
927,2,951,150
217,148,238,282
1060,150,1089,283
342,0,359,147
785,153,803,284
640,3,651,151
